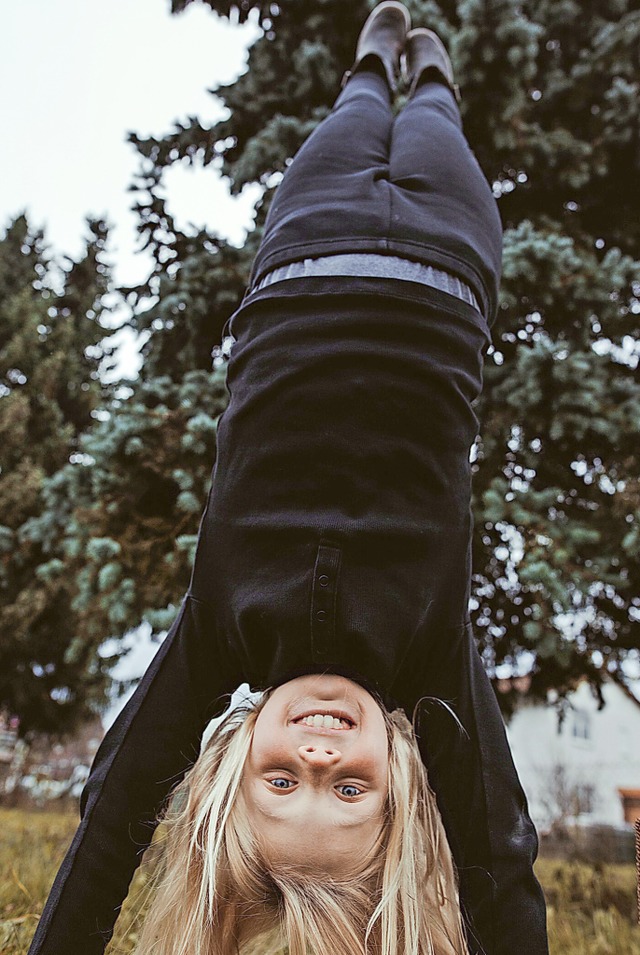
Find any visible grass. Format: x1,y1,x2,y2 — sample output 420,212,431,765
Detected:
0,807,78,955
538,857,640,954
1,807,639,954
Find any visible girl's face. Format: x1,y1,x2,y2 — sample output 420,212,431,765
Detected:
241,674,389,876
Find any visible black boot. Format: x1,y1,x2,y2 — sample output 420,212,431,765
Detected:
342,1,411,93
404,27,461,103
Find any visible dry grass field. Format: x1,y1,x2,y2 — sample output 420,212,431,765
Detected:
1,807,639,954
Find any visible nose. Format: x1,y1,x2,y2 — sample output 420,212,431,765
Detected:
297,744,341,768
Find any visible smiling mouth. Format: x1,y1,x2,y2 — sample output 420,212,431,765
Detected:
291,711,356,730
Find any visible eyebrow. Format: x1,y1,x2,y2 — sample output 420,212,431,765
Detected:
252,757,379,785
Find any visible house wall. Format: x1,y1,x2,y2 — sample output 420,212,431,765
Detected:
505,680,640,831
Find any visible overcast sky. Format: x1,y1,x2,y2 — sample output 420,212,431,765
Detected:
1,0,262,375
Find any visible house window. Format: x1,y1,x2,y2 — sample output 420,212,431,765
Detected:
619,789,640,825
571,709,591,741
572,784,595,816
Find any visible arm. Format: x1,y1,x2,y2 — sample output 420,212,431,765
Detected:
28,594,242,955
413,620,548,955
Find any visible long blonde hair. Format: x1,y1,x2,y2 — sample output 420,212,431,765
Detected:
131,692,469,955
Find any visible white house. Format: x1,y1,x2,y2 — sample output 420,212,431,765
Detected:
504,676,640,832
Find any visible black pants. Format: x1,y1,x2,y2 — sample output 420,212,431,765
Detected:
28,72,548,955
249,69,503,324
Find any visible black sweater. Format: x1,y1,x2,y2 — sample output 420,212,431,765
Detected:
190,276,487,709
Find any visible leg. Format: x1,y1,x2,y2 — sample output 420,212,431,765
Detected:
249,67,395,285
250,0,411,285
388,79,503,323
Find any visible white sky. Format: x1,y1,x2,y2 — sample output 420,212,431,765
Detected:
1,0,262,375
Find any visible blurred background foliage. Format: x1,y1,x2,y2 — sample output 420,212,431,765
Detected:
1,0,638,737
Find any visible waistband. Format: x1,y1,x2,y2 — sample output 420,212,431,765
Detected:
251,253,482,314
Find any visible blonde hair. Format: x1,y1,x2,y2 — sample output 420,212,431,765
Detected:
131,692,469,955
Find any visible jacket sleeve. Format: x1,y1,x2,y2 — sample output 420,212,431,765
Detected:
27,594,243,955
412,621,549,955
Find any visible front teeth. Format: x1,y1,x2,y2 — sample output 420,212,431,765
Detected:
300,714,350,729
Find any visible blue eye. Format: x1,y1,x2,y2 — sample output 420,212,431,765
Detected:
338,784,363,798
269,777,295,789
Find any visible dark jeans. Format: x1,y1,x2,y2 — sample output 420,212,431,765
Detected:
28,71,548,955
249,69,503,324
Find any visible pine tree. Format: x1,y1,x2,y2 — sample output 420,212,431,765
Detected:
0,216,113,735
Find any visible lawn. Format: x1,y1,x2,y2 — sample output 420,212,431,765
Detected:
1,807,639,954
